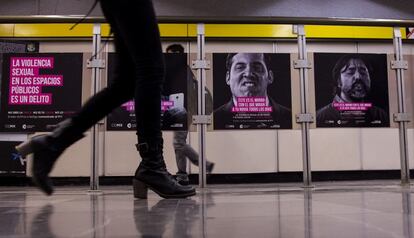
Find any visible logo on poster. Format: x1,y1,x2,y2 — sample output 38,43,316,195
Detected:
111,123,123,128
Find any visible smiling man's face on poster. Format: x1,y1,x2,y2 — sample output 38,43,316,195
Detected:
226,53,273,99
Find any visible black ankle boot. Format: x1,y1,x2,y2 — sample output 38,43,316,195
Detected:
15,119,84,195
133,139,196,199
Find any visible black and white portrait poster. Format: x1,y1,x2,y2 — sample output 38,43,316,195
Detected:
106,53,188,131
0,141,26,177
0,53,83,132
314,53,390,128
213,53,292,130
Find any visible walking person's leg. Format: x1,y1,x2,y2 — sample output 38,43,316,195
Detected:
98,0,195,199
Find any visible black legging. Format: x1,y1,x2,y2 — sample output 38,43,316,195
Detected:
71,0,165,140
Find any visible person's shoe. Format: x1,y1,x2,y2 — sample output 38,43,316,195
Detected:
176,172,190,186
16,135,60,195
133,139,196,199
206,162,215,174
15,119,84,195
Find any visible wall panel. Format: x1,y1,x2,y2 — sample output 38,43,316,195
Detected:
1,37,412,177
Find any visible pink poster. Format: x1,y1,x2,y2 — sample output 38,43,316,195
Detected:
0,53,83,132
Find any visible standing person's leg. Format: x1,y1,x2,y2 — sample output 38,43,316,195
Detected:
175,129,214,173
173,130,190,185
173,130,215,183
175,131,199,167
173,131,188,174
181,142,199,166
182,144,215,173
99,0,195,198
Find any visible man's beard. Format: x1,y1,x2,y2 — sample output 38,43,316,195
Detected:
347,82,369,101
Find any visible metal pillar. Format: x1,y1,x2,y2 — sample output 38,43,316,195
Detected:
87,24,105,192
402,191,412,237
194,23,209,188
392,27,411,185
89,194,105,237
200,190,208,237
304,189,313,238
294,25,313,187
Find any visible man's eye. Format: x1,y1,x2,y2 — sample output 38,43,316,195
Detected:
254,65,264,72
235,64,246,70
358,68,368,75
345,68,356,74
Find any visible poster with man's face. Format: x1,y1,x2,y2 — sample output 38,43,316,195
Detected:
213,53,292,130
314,53,390,128
0,53,83,132
106,53,188,131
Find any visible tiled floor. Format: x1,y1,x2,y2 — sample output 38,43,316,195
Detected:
0,181,413,237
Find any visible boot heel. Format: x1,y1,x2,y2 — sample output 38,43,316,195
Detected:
133,179,148,199
15,140,34,157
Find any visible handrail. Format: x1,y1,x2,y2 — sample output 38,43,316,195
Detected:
0,15,413,27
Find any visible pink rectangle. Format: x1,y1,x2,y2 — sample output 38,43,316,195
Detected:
9,85,41,94
232,107,249,112
32,75,64,86
232,102,272,113
333,102,372,111
122,101,134,107
11,57,54,68
162,101,174,107
121,101,135,112
236,96,266,103
9,94,52,105
10,67,39,77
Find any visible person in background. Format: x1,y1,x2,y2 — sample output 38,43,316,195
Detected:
166,44,214,185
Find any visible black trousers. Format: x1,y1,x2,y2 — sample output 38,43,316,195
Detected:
71,0,165,140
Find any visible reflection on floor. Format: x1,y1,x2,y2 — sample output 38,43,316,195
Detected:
0,180,413,238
